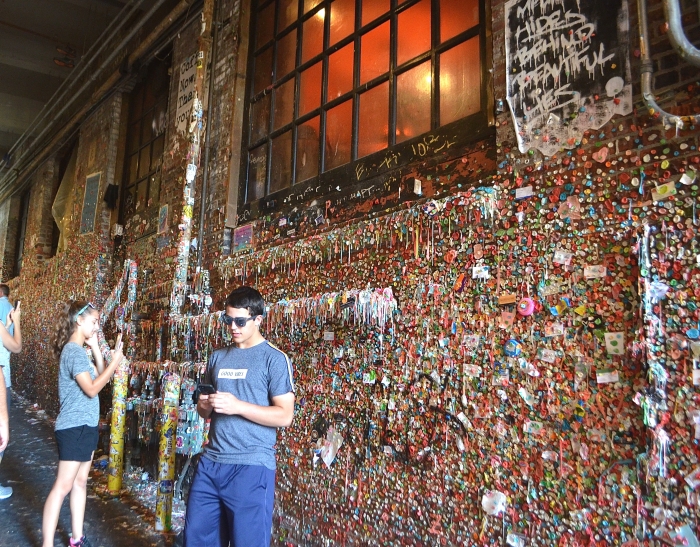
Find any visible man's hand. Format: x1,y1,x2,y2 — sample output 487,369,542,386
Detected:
208,392,240,416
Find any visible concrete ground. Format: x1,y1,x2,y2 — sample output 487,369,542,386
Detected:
0,393,178,547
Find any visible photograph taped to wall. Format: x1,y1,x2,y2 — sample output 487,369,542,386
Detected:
80,172,101,234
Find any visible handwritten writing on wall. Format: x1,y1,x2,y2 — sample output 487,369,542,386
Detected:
176,53,198,134
505,0,632,154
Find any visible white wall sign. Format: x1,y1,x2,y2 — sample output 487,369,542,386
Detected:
176,53,198,134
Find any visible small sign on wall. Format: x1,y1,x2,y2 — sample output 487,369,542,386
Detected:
158,204,168,234
176,52,198,134
80,172,101,234
233,224,254,253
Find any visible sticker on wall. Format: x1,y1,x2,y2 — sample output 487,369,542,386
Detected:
604,331,625,354
80,171,101,234
158,204,169,235
504,0,632,155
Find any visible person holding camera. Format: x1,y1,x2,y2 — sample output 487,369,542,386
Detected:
184,286,295,547
42,301,123,547
0,286,21,501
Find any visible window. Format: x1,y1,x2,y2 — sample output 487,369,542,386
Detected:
243,0,485,203
121,54,171,223
13,190,30,277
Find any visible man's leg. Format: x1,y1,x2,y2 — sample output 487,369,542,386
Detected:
184,457,227,547
0,374,10,500
220,464,276,547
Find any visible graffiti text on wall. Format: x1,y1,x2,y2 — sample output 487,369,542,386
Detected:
505,0,632,155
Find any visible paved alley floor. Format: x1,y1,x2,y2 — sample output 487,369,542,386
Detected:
0,394,178,547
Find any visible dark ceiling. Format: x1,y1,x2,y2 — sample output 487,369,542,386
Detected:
0,0,130,170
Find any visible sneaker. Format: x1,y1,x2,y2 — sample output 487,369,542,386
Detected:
0,485,12,499
69,536,92,547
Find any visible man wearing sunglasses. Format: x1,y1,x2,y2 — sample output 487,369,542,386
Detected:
184,286,295,547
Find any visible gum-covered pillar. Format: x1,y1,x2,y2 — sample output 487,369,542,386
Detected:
106,260,138,493
156,370,181,531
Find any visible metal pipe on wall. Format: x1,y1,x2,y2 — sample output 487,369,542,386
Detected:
0,0,173,194
196,0,222,270
0,0,200,204
637,0,700,128
0,0,149,170
663,0,700,66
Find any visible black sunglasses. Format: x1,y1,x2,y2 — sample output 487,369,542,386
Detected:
221,313,255,328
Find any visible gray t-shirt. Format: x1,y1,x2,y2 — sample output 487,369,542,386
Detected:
203,340,294,470
55,342,99,431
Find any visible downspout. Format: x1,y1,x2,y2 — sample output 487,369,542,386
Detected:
638,0,700,128
663,0,700,66
196,0,221,270
0,0,173,192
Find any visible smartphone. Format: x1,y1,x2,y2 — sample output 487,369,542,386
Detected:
198,383,216,395
13,300,19,310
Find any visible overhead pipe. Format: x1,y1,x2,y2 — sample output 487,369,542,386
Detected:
196,0,221,270
0,0,173,193
663,0,700,66
0,0,148,170
0,0,200,204
637,0,700,129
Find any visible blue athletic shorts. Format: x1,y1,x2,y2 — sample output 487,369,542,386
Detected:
184,457,276,547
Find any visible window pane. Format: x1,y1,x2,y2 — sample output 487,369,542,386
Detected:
360,21,389,84
128,153,138,183
327,43,354,101
128,122,140,153
304,0,323,13
257,2,275,48
397,0,431,66
274,78,296,130
330,0,355,46
270,131,293,193
296,116,320,182
441,0,478,42
139,145,151,178
251,95,271,142
248,145,268,202
141,113,152,141
302,9,325,63
278,0,298,33
358,82,388,158
396,61,431,143
299,61,322,116
362,0,389,26
276,29,297,79
153,98,167,137
325,99,352,170
151,134,165,171
148,172,161,204
440,38,480,124
254,47,273,95
136,181,148,211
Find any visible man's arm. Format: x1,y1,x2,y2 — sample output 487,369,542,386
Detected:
206,391,295,427
0,371,8,452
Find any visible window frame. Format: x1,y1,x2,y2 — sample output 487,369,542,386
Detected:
239,0,491,214
119,53,172,230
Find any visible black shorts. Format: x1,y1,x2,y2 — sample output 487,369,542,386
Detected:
55,425,99,462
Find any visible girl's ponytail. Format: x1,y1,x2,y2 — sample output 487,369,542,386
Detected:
51,300,89,360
